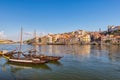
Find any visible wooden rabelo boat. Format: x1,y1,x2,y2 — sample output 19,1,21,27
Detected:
22,50,62,61
5,51,48,64
3,28,48,64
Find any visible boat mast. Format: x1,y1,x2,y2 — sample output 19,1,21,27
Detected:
34,29,37,45
18,27,23,59
34,29,37,54
20,27,23,52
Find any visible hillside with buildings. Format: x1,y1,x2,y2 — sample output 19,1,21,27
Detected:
0,26,120,45
25,30,90,45
25,26,120,45
0,39,14,44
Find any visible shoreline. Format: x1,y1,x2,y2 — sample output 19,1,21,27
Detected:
1,41,119,45
1,42,120,46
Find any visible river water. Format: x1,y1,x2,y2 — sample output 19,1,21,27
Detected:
0,44,120,80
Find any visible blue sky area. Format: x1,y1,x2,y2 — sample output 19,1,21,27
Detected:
0,0,120,41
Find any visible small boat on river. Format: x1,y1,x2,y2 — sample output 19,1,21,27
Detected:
22,50,62,61
3,27,48,64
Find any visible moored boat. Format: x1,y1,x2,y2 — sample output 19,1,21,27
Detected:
8,57,47,64
3,27,48,64
22,50,62,61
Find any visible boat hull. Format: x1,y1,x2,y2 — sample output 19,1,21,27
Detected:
40,56,62,61
8,58,47,64
23,54,62,61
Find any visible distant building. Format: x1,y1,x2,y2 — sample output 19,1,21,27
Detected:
112,36,120,44
108,26,120,32
80,34,91,44
74,30,86,35
47,35,52,43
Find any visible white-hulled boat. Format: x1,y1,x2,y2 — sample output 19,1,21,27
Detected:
8,57,47,64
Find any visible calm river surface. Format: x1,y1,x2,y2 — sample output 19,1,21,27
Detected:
0,44,120,80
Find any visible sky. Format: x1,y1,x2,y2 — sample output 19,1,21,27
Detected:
0,0,120,41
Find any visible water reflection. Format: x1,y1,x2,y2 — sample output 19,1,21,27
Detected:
1,44,120,80
48,61,63,66
107,45,120,62
0,58,51,74
90,45,120,64
7,62,51,70
25,45,120,63
90,45,107,57
1,44,120,63
36,45,91,57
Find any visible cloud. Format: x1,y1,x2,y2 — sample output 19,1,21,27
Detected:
39,32,46,36
24,31,47,37
0,31,7,39
24,32,33,36
22,32,32,41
